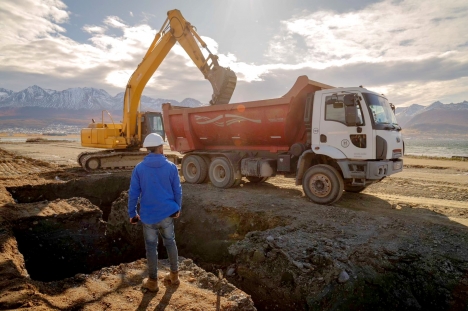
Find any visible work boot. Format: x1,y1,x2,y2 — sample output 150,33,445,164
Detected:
164,271,180,285
142,277,159,292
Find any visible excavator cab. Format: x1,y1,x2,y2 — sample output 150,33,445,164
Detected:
141,112,165,143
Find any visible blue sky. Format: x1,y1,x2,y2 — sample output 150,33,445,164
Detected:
1,0,467,107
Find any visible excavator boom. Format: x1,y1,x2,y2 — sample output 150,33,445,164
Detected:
122,9,237,144
79,9,236,171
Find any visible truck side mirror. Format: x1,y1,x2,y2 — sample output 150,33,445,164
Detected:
344,94,357,126
343,94,355,106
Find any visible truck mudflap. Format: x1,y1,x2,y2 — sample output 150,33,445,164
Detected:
337,159,403,180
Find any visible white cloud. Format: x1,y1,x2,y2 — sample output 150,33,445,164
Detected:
377,77,468,107
266,0,468,68
82,25,107,34
0,0,466,106
0,0,68,45
103,16,127,29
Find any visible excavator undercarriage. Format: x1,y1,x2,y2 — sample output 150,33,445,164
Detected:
77,150,180,172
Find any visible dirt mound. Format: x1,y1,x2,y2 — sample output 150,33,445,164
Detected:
0,149,53,179
1,142,468,310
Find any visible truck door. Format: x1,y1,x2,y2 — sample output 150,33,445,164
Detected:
318,93,373,159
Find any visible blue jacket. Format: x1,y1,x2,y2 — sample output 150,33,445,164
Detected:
128,153,182,224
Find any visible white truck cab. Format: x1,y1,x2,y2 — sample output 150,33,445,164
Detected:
297,87,403,204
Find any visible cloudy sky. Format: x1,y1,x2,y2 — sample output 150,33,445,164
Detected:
1,0,467,107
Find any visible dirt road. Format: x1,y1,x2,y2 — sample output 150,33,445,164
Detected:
0,139,467,310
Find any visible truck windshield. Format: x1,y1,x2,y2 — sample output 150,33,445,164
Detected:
362,93,398,126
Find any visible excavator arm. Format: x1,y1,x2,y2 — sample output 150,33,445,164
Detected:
122,9,237,145
79,9,236,171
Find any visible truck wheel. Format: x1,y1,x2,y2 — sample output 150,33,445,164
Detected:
302,164,344,205
344,185,366,193
246,176,269,183
209,157,235,188
201,156,211,183
182,155,208,184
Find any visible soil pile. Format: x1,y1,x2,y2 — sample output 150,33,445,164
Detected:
0,141,467,310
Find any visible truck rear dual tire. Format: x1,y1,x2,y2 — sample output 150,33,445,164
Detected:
302,164,344,205
209,157,236,188
182,155,208,184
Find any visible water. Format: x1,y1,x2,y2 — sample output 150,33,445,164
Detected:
404,137,468,158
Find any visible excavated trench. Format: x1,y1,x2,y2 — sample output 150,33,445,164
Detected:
7,174,135,282
5,174,290,310
8,175,467,310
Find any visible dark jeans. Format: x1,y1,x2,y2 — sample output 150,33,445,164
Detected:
142,217,178,279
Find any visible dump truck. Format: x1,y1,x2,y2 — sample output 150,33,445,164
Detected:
162,75,404,204
78,9,236,171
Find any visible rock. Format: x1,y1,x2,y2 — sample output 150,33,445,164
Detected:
226,266,236,276
266,236,274,242
252,250,265,263
293,261,304,269
338,270,350,283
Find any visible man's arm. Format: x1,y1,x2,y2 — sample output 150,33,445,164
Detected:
128,167,141,219
171,165,182,210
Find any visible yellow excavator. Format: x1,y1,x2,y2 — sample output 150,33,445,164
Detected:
78,9,237,171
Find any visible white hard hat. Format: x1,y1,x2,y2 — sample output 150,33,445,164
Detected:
143,133,164,147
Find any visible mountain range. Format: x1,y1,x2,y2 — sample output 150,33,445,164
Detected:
0,85,204,131
0,85,203,111
395,101,468,135
0,85,467,136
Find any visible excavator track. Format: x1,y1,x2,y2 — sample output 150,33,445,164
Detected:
78,151,148,172
77,150,179,172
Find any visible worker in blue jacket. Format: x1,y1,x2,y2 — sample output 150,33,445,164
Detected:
128,133,182,292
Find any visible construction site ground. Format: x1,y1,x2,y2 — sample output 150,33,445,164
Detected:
0,138,467,310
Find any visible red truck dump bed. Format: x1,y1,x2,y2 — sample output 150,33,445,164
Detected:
162,75,333,153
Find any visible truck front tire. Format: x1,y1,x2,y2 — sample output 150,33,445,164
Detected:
209,157,236,188
302,164,344,205
182,155,208,184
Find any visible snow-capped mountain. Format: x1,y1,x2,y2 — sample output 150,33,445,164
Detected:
0,88,14,100
395,101,468,128
113,92,180,111
0,85,204,111
0,85,117,110
395,100,468,134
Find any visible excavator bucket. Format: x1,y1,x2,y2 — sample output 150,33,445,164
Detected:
207,66,237,105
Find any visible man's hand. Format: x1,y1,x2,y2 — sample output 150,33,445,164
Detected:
172,212,180,219
130,215,140,224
